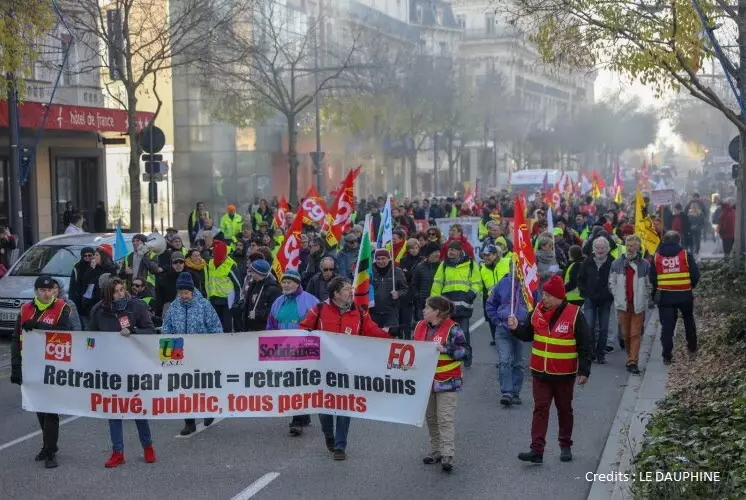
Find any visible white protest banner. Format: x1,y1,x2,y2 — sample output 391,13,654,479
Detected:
651,189,675,206
435,217,481,253
21,330,438,426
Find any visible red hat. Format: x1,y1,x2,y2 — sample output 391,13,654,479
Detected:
621,223,634,236
374,248,390,259
97,243,113,259
541,275,566,300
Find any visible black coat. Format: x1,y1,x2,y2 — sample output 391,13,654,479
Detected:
69,259,90,310
79,262,119,316
242,276,282,331
411,260,439,307
307,272,336,302
370,263,408,318
577,254,614,304
87,297,156,334
94,207,107,232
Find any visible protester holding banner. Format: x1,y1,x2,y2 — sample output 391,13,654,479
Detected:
430,240,481,366
508,275,592,464
414,296,469,472
11,275,74,469
87,277,157,468
299,277,390,460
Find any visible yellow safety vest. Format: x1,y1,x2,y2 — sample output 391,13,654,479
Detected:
478,220,488,240
564,262,582,301
220,213,243,242
431,259,482,298
207,257,236,299
479,258,510,294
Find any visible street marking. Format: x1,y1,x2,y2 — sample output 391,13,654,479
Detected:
174,418,224,438
230,472,280,500
472,317,485,331
0,416,80,452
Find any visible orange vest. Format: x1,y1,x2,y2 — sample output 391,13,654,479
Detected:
529,303,580,375
413,318,462,381
654,250,692,292
19,299,67,352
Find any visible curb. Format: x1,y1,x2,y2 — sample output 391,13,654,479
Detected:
587,309,668,500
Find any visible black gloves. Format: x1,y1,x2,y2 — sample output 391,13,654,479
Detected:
21,320,38,332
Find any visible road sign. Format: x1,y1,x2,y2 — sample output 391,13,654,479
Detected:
142,153,164,175
729,135,739,162
139,125,166,154
148,181,158,204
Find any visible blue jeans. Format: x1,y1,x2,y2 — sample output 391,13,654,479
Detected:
495,326,525,396
318,414,351,451
108,419,152,452
583,299,611,359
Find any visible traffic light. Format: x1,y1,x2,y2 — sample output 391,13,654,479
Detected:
142,154,163,175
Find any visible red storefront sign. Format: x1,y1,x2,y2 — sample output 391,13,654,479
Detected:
0,101,154,133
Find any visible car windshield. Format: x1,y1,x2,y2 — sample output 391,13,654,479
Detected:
10,245,81,277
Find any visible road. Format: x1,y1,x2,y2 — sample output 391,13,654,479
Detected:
0,315,630,500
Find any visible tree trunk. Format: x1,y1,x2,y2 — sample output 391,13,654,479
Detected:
736,2,746,272
127,91,141,233
409,150,418,197
287,114,299,206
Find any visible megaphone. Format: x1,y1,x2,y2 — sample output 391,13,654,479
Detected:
144,232,167,255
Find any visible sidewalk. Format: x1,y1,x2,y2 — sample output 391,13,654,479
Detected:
587,309,668,500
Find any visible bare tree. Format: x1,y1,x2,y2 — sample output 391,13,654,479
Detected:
66,0,249,231
205,0,366,205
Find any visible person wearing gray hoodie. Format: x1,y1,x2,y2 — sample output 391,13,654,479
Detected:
535,232,559,287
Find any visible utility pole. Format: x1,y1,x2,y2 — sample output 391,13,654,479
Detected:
7,73,25,250
313,1,323,192
737,0,746,262
433,133,439,196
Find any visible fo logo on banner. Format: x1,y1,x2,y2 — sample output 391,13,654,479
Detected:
45,332,72,362
387,343,415,371
159,338,185,365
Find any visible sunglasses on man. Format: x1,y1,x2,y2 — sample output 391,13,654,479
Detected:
83,253,94,258
322,267,334,272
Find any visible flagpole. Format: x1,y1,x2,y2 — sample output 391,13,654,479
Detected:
510,258,516,317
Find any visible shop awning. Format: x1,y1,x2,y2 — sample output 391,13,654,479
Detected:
0,101,154,133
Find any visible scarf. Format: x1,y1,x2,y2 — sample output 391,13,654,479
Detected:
34,297,54,311
185,256,206,271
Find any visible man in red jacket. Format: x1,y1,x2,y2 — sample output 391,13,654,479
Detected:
299,276,390,461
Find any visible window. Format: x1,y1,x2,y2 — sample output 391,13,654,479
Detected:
416,5,423,23
439,42,447,56
485,14,495,34
436,8,443,25
11,245,79,277
60,34,73,86
456,15,466,29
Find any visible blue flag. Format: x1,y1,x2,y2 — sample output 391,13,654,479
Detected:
114,223,128,262
376,195,393,253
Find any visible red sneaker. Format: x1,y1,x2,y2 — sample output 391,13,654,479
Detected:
143,445,156,463
105,451,125,468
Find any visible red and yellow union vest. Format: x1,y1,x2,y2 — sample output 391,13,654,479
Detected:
413,318,462,381
654,250,692,292
529,303,580,375
19,299,67,352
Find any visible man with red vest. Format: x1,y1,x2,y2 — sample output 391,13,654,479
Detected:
507,275,592,464
10,275,74,469
299,276,390,461
650,230,700,365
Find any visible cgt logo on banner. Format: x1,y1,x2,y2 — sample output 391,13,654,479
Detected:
45,333,72,362
21,330,439,426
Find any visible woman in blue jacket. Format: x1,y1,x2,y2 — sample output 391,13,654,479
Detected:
485,263,539,407
267,269,319,436
162,272,223,436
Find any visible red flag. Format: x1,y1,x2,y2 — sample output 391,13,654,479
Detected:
301,186,329,226
324,167,361,247
591,170,606,189
273,196,290,229
544,185,561,209
463,185,475,210
272,205,305,279
513,195,539,310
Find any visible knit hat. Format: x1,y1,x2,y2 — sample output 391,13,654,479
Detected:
34,275,55,289
447,240,463,251
227,204,237,213
374,248,390,259
176,272,195,291
281,269,302,284
97,243,113,258
422,242,440,256
98,273,112,290
621,223,635,236
171,250,186,262
250,259,271,277
481,244,498,255
80,246,95,257
542,275,566,300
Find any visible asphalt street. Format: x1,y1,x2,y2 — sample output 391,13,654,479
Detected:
0,314,631,500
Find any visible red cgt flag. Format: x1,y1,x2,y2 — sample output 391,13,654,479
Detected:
513,195,539,310
301,186,329,226
273,196,290,230
272,205,305,280
324,166,361,247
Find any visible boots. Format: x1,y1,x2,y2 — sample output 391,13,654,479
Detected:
180,421,197,436
422,452,442,464
44,452,58,469
144,445,157,464
105,451,125,468
441,456,454,472
518,451,543,464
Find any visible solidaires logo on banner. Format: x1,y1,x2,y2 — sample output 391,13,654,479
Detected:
21,330,439,426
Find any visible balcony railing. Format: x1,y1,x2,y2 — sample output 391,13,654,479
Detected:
461,26,522,41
